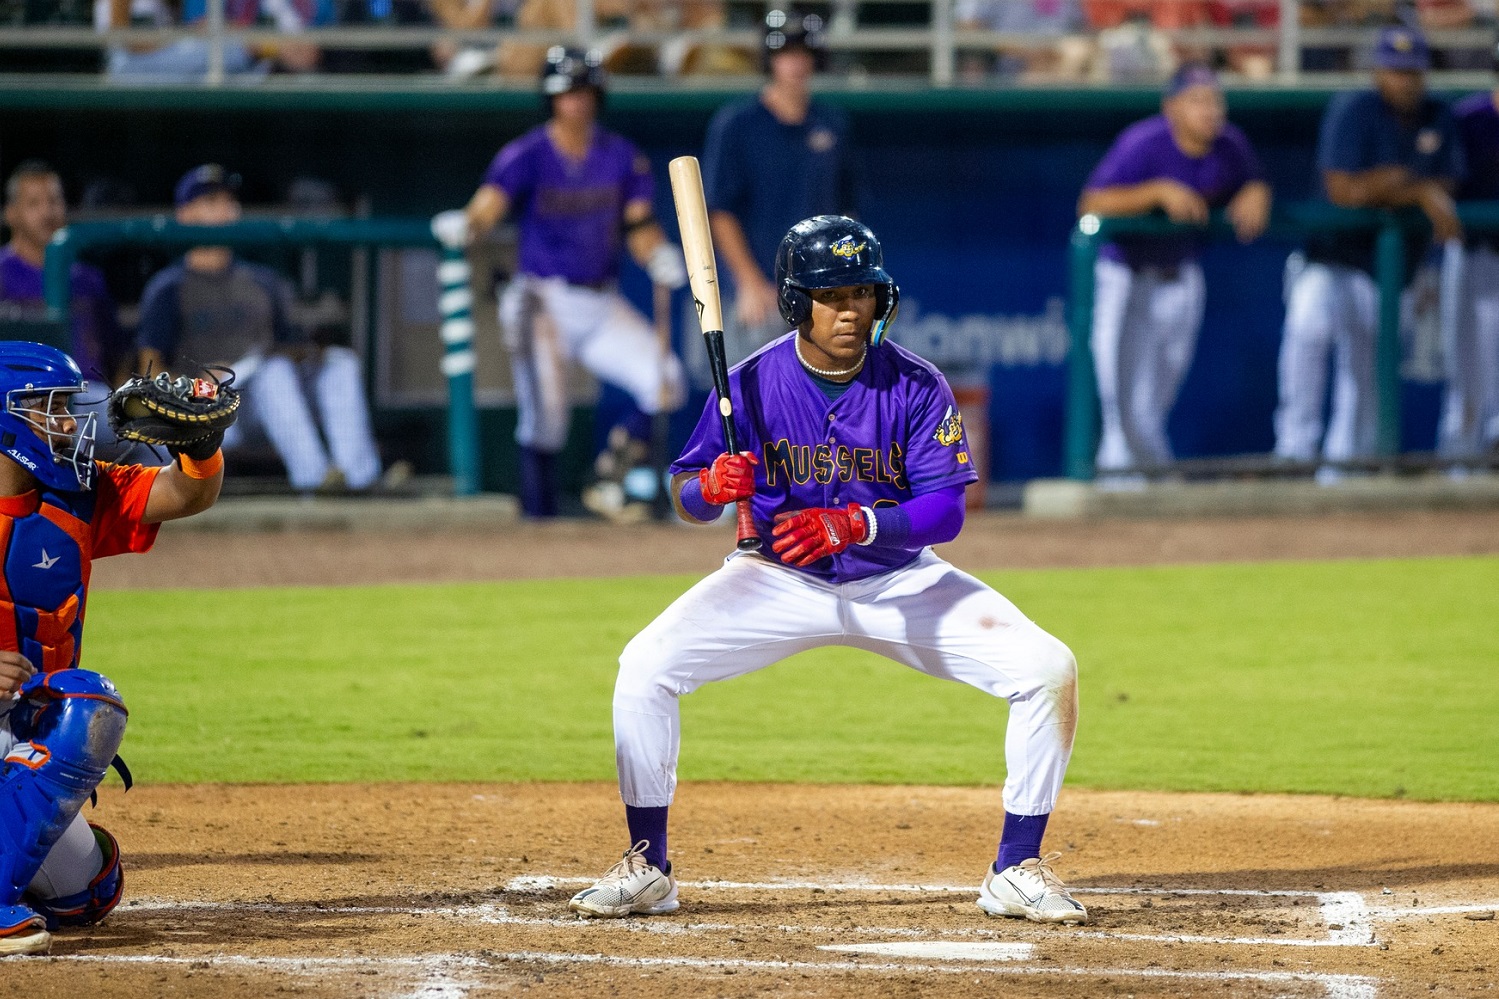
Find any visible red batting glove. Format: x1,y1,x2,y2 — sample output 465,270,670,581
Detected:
770,503,869,567
699,451,758,505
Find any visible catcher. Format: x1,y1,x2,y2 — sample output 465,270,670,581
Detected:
0,341,237,956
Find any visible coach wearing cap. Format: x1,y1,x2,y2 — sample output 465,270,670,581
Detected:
1275,26,1464,481
700,9,862,371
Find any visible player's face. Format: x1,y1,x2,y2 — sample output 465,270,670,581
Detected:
1374,69,1425,115
18,391,78,452
552,87,598,125
802,283,876,369
177,188,242,226
3,175,66,247
1164,84,1225,147
768,46,815,89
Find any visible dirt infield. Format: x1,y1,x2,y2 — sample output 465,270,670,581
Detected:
30,509,1499,997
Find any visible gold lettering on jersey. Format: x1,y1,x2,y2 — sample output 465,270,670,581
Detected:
764,439,906,490
933,406,964,448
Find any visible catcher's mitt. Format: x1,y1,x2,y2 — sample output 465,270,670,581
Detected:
107,368,240,448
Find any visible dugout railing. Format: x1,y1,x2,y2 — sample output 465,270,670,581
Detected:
42,217,483,496
1065,201,1499,482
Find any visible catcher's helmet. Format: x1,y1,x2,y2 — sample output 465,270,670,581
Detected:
776,215,900,345
0,341,96,491
541,46,606,111
763,8,828,71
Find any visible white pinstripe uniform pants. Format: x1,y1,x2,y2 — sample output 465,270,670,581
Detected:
223,347,382,491
1438,243,1499,459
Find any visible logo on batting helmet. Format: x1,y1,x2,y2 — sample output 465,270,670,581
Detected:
541,46,607,110
775,216,900,346
0,341,96,491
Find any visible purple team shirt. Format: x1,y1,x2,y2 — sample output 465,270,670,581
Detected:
0,248,122,380
1085,115,1263,269
672,333,979,583
483,125,654,286
1456,92,1499,202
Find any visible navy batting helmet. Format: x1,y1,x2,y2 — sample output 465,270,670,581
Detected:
776,216,899,346
540,46,606,111
763,8,828,71
0,341,95,491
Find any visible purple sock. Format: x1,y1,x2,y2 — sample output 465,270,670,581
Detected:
625,805,670,873
995,811,1049,872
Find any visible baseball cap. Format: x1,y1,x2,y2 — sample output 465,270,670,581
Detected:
1373,26,1430,71
764,9,826,57
174,164,241,207
1165,62,1219,98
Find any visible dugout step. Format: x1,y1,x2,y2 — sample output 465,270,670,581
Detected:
1024,472,1499,519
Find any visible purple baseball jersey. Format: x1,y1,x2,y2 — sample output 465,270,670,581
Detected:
483,125,653,286
672,333,979,582
1085,115,1263,269
0,248,123,381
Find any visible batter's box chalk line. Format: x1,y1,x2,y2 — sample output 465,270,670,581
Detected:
47,951,1378,999
505,875,1380,947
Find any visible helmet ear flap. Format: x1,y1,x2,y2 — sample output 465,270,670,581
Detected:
870,283,900,346
778,281,812,328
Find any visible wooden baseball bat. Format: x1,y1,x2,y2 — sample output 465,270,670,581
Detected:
667,155,760,552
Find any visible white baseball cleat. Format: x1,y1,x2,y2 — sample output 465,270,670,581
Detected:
568,840,679,918
0,909,52,956
977,852,1089,924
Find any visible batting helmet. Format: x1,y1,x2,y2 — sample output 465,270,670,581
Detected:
0,341,95,491
776,216,899,346
763,8,828,71
541,45,606,111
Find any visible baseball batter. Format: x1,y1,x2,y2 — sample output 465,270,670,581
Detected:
446,46,686,518
0,341,226,956
568,216,1086,924
1441,77,1499,463
1080,63,1269,480
1276,26,1462,479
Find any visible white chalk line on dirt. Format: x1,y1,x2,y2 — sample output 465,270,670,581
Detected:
46,949,1379,999
504,876,1378,948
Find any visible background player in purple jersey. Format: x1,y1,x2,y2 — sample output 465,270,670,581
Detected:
1440,44,1499,466
440,46,687,519
1079,63,1270,483
567,216,1086,925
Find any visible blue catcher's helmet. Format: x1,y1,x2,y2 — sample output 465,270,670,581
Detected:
775,215,900,345
0,341,96,491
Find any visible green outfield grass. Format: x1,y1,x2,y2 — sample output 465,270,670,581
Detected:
84,556,1499,801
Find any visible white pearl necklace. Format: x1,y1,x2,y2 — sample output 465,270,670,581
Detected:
795,335,866,381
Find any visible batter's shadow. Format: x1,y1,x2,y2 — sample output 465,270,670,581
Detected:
125,850,383,871
1085,861,1499,891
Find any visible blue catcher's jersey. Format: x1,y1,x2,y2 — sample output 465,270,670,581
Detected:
0,463,161,673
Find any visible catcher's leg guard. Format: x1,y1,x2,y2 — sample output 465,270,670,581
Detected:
0,670,128,912
26,823,123,928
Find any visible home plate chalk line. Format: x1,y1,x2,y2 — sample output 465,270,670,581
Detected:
45,951,1379,999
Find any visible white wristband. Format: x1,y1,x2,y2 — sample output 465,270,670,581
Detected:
855,505,878,546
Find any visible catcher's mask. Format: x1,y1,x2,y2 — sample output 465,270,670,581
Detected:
775,215,900,346
0,341,96,491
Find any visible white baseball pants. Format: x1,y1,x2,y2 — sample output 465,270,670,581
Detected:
1274,262,1379,465
499,275,684,454
614,550,1079,817
1090,258,1206,473
1438,243,1499,459
224,347,382,491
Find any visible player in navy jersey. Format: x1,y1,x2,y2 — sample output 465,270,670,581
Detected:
441,46,688,518
1441,57,1499,465
1079,63,1269,482
568,217,1086,925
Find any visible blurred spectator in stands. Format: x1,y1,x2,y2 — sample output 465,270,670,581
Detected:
1,161,139,458
1275,26,1462,481
699,7,861,374
320,0,438,74
97,0,327,79
1079,64,1270,482
956,0,1091,82
135,166,388,494
1438,41,1499,465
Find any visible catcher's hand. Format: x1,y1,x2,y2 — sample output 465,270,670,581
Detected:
699,451,758,505
108,368,240,461
771,503,869,567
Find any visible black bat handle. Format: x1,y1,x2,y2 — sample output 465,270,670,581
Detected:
703,329,761,552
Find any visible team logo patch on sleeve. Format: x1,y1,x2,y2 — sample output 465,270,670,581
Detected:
933,406,964,447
